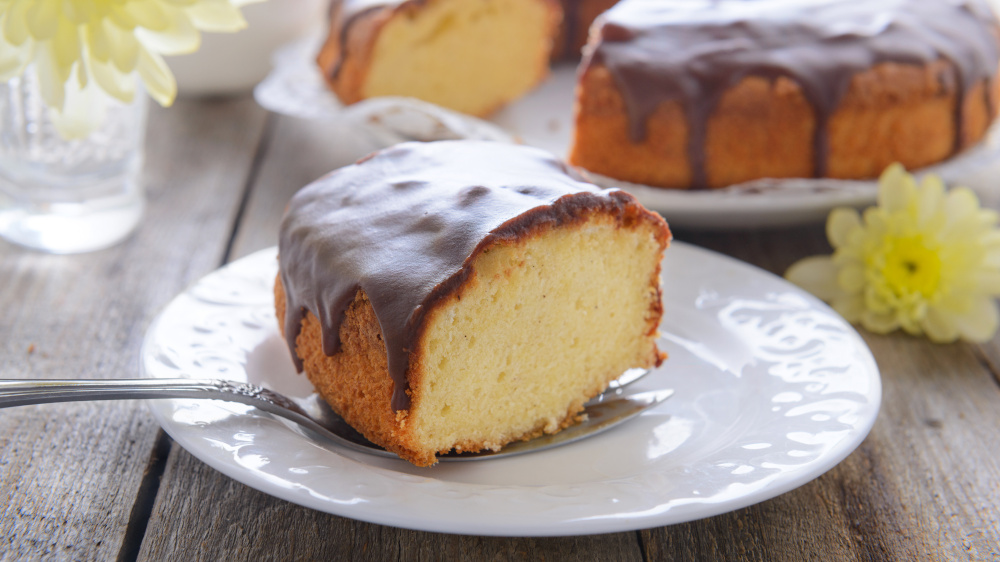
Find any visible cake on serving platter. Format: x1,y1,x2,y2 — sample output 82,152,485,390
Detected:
568,0,1000,189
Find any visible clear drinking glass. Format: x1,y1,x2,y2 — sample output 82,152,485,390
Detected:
0,71,147,254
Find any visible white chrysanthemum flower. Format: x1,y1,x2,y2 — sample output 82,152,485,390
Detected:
0,0,259,138
786,163,1000,343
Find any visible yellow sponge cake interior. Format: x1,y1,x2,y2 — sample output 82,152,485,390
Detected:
409,210,664,457
321,0,560,116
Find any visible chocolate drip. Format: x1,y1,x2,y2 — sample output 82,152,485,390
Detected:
560,0,582,57
586,0,1000,188
278,141,640,411
326,0,409,79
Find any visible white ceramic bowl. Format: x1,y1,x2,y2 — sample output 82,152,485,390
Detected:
171,0,327,97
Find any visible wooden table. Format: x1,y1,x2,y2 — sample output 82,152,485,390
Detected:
2,96,999,561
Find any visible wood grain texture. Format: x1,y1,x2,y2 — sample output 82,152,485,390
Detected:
0,97,267,561
137,446,645,561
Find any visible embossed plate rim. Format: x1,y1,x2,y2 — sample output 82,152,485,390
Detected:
141,242,881,536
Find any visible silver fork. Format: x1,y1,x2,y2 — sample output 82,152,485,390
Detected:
0,375,672,462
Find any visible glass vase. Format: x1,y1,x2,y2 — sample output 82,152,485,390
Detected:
0,71,147,254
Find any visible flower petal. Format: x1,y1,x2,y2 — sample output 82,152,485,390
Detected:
915,173,946,233
827,207,861,250
837,263,866,293
136,47,176,106
982,232,1000,268
88,55,136,103
785,256,844,301
51,16,81,71
34,42,67,110
862,206,889,240
76,54,87,88
864,284,894,316
184,0,248,32
877,163,916,214
953,298,999,342
133,8,201,55
108,4,138,30
62,0,98,25
832,294,865,323
944,187,982,228
120,0,171,32
3,0,32,46
49,72,107,140
860,309,900,335
921,306,959,343
104,19,141,72
25,0,60,41
976,270,1000,296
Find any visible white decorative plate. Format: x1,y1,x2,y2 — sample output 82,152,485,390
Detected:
254,36,1000,229
141,243,881,536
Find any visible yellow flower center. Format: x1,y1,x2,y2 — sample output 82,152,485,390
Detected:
877,235,941,299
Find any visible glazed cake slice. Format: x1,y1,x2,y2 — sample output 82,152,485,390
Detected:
317,0,561,116
275,140,670,466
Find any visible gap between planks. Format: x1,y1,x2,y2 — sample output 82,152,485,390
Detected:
971,343,1000,388
114,111,278,562
222,112,279,266
116,430,172,562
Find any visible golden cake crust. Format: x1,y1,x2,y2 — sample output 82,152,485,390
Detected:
569,59,1000,189
275,279,432,465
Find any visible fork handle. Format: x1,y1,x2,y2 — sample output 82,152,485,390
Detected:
0,378,392,457
0,378,271,407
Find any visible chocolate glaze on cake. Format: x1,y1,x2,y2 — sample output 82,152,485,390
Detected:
278,141,651,411
325,0,403,79
585,0,1000,188
559,0,583,58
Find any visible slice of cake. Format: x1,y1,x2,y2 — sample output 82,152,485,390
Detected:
317,0,561,116
275,140,670,466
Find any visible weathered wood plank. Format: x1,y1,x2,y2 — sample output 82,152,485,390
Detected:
0,96,268,561
137,446,644,561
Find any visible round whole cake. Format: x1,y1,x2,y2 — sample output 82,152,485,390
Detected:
568,0,1000,189
275,140,670,466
